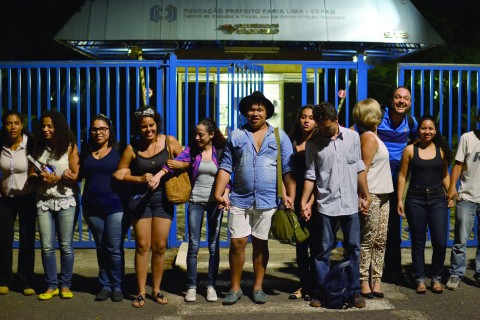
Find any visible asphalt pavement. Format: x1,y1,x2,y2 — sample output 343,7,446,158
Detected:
1,242,480,320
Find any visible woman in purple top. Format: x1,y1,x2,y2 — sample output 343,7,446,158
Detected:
79,114,128,302
155,118,229,303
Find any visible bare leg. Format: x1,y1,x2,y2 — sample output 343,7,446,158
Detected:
229,237,248,292
252,236,268,291
132,218,151,295
151,217,171,293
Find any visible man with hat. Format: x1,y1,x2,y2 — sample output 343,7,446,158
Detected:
214,91,295,305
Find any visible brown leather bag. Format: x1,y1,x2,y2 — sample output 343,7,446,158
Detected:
164,139,191,204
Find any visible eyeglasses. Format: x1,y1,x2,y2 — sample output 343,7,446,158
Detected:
90,127,109,133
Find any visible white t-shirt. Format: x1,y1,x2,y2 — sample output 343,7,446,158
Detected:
455,131,480,203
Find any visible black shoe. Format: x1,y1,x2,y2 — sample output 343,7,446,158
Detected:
309,298,322,308
360,291,374,299
95,288,112,301
372,291,384,299
111,290,124,302
353,293,366,308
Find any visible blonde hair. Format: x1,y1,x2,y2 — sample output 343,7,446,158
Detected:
352,98,383,131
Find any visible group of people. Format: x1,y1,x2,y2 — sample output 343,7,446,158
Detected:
0,87,479,310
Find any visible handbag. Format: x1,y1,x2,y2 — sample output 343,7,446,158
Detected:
270,128,310,244
164,141,191,204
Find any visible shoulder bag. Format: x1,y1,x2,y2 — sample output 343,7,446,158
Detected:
270,128,310,244
164,137,191,204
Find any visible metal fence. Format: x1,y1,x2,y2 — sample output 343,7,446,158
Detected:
2,57,478,248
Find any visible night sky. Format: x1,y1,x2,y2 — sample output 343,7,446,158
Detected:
0,0,85,61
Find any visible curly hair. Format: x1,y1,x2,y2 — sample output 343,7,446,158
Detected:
132,105,163,137
289,104,316,143
189,118,226,156
313,101,338,123
418,115,453,165
352,98,383,132
31,109,76,160
80,114,117,162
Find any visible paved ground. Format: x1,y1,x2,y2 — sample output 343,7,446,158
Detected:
1,242,480,320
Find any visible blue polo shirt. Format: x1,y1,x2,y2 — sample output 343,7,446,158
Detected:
377,106,418,179
219,124,294,209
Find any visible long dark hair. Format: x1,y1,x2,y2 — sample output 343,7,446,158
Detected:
418,114,452,165
0,110,33,153
31,109,76,160
80,114,117,162
289,104,316,143
189,118,226,157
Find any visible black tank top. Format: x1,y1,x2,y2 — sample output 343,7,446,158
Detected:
409,144,443,188
130,137,169,194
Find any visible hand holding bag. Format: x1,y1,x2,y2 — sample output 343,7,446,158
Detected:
164,140,191,204
270,128,310,244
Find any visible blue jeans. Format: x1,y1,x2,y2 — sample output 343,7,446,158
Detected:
186,202,223,289
405,186,448,282
37,205,76,289
84,211,129,292
449,200,480,278
312,213,361,295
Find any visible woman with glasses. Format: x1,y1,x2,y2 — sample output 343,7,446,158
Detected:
114,105,183,307
31,109,79,300
0,110,37,296
78,114,128,302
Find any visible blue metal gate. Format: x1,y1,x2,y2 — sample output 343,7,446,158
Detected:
398,63,480,247
0,56,264,248
2,57,478,248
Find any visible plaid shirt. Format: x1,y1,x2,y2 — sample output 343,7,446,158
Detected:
163,145,229,190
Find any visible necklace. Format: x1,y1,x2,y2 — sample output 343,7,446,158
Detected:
147,139,158,165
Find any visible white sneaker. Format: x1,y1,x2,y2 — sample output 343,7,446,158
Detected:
206,287,218,302
446,275,460,290
185,288,196,302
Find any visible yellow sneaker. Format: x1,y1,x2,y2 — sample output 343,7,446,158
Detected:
23,288,36,296
38,288,59,300
0,286,9,295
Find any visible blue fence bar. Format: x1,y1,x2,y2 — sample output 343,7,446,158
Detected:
2,59,479,249
398,63,480,247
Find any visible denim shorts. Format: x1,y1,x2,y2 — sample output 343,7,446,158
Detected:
129,189,173,220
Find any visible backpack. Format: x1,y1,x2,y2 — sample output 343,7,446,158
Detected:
322,255,356,309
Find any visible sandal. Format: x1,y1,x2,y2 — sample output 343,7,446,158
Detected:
152,290,168,305
416,282,427,294
288,288,303,300
132,294,146,308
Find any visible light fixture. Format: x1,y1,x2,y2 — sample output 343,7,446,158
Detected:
225,46,280,54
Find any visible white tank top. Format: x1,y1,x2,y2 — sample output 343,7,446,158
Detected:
366,131,394,194
36,146,79,211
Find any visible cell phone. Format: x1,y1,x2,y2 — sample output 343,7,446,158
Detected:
26,155,54,174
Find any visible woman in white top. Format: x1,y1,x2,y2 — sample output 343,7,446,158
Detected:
352,98,394,299
0,110,37,296
30,110,79,300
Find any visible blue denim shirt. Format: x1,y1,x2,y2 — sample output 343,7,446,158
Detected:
219,124,294,209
